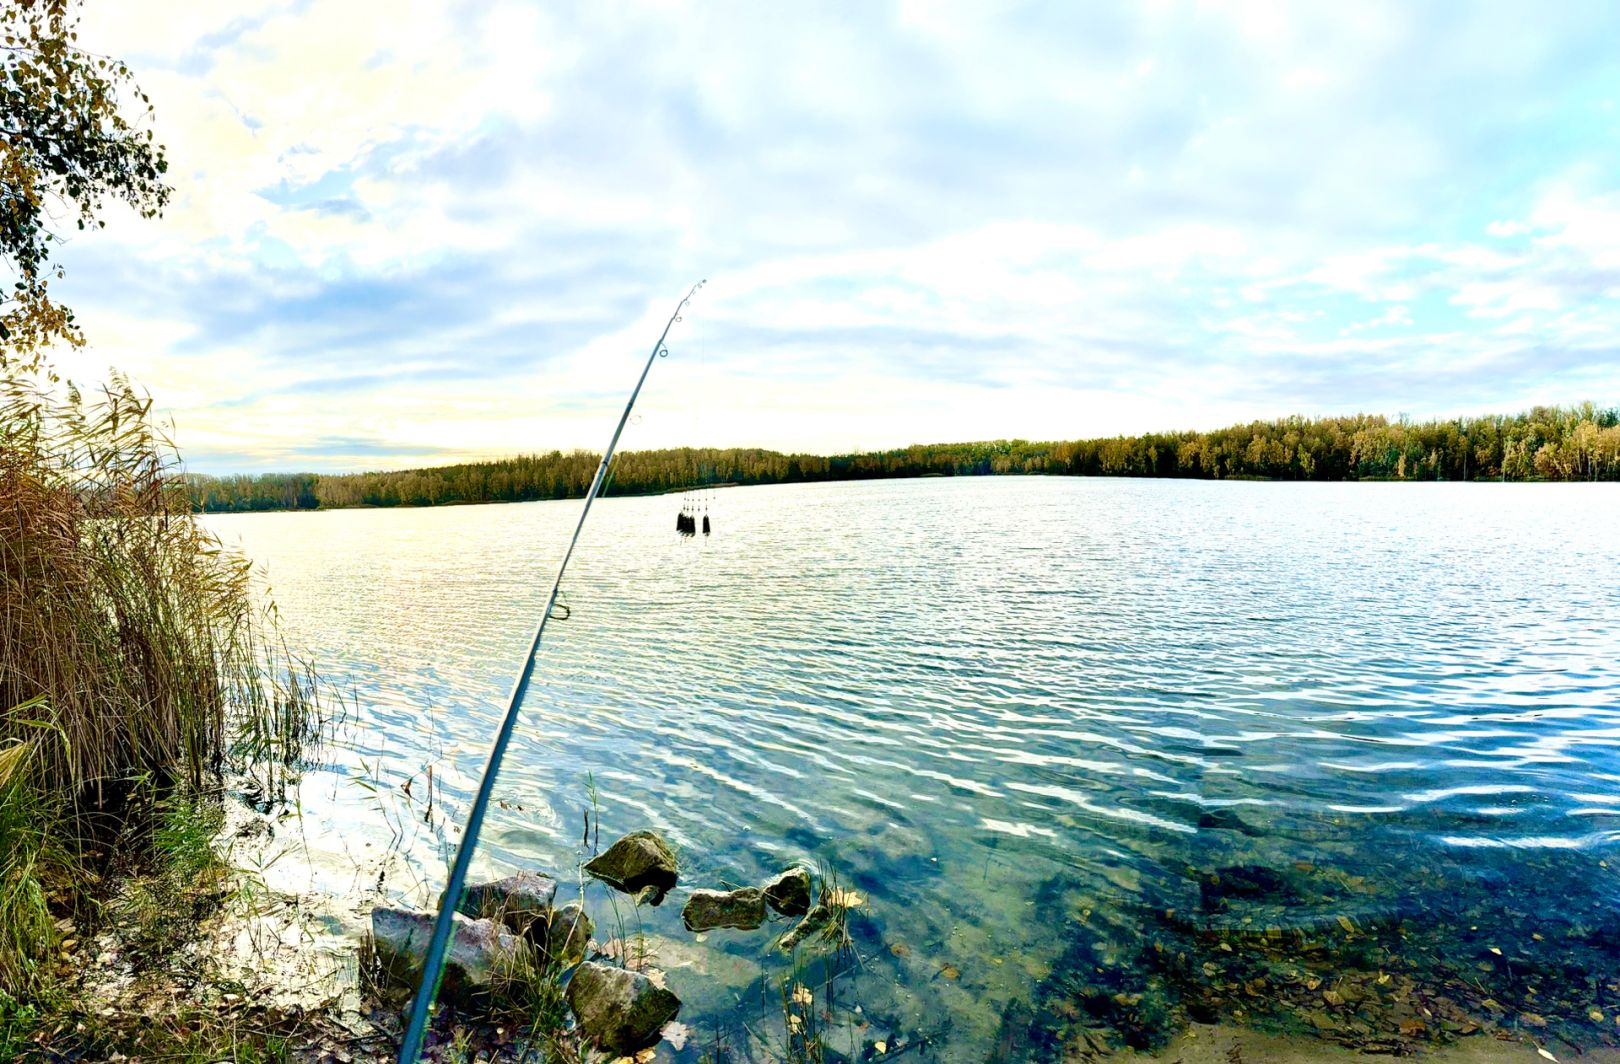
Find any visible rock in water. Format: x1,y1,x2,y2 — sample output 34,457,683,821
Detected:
1198,864,1302,911
683,887,767,931
456,871,558,934
370,907,519,993
567,961,681,1054
778,903,833,952
584,831,678,905
542,903,593,968
1195,809,1266,837
762,867,813,916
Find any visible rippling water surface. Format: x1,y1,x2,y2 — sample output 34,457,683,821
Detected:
206,478,1620,1060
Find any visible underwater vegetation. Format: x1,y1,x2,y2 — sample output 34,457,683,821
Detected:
999,846,1620,1060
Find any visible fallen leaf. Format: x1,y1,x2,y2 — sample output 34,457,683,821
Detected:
874,1041,887,1054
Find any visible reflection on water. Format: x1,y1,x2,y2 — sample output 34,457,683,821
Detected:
206,478,1620,1061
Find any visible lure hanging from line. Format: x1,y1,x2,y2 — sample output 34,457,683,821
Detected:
396,281,705,1064
676,484,711,536
676,489,697,536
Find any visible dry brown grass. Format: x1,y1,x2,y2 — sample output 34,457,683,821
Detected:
0,369,317,995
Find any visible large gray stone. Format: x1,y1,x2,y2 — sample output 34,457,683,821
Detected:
566,961,681,1054
370,907,520,993
541,902,593,968
682,887,766,932
762,867,813,916
456,871,558,935
584,831,678,906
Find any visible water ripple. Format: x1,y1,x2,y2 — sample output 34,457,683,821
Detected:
206,478,1620,1061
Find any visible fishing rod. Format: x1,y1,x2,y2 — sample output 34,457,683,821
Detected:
398,280,705,1064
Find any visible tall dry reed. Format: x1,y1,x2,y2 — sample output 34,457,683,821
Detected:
0,370,317,990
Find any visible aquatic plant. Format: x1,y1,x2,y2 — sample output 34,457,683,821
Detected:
0,371,320,991
779,975,825,1064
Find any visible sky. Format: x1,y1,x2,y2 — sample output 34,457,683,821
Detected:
48,1,1620,473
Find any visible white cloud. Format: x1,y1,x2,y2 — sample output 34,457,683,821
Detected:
1531,189,1620,272
41,1,1620,471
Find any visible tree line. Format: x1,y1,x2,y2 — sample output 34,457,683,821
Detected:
184,403,1620,513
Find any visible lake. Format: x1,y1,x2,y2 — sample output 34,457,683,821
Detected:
205,477,1620,1062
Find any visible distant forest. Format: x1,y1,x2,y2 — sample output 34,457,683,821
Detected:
186,403,1620,513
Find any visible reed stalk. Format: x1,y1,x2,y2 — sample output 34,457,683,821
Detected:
0,370,318,993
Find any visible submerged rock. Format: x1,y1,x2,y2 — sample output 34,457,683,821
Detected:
778,903,833,952
1195,809,1266,837
762,867,813,916
542,902,593,968
1006,917,1182,1053
846,821,939,885
370,907,520,993
456,871,558,934
585,831,678,905
1198,864,1302,911
567,960,681,1054
682,887,767,932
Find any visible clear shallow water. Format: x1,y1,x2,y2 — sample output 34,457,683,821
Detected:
206,478,1620,1060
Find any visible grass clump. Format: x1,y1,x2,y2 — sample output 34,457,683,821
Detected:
0,370,322,1045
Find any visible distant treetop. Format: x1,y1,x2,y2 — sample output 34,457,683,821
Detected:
183,404,1620,513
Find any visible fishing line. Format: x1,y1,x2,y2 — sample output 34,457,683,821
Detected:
396,281,705,1064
